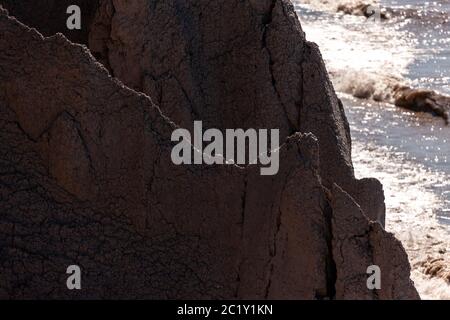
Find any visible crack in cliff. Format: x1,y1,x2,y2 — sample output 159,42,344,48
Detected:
264,170,290,299
322,197,337,300
261,0,296,135
234,172,248,298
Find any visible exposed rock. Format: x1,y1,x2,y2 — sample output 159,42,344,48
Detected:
333,71,450,125
331,185,419,300
419,257,450,284
298,0,391,19
0,0,384,222
0,1,417,299
336,2,391,20
87,0,387,221
393,86,450,125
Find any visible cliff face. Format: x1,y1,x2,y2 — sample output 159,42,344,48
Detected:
0,1,418,299
0,0,99,44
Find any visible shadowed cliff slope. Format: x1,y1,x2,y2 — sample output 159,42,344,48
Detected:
0,1,418,299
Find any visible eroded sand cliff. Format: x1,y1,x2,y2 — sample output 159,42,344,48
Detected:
0,1,418,299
